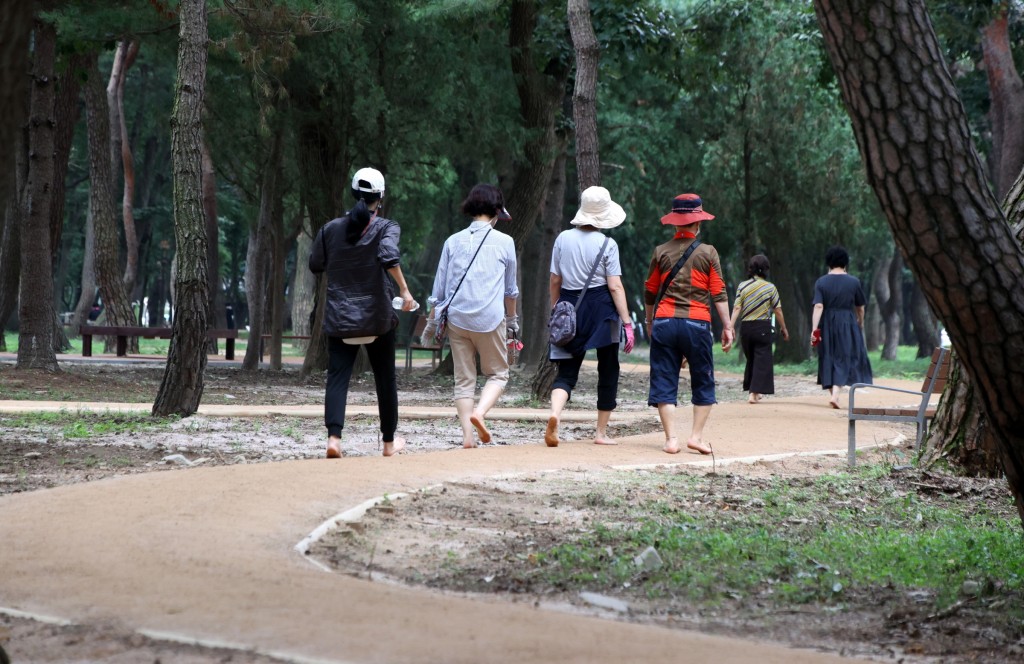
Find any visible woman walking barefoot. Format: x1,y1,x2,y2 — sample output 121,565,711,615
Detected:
309,167,414,458
544,186,635,447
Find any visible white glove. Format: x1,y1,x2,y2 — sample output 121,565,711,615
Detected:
505,314,519,334
421,319,438,346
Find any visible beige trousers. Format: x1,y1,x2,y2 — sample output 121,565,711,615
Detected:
447,322,509,400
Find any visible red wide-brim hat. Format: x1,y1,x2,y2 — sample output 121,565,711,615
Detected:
660,193,715,226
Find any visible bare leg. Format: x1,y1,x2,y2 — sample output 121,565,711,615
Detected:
470,381,504,443
382,436,406,457
829,386,841,409
686,404,713,454
546,388,569,447
748,392,761,404
594,410,617,445
326,435,342,459
455,397,476,448
657,403,680,454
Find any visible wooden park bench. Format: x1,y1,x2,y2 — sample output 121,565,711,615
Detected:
405,314,445,371
847,346,950,467
79,325,238,361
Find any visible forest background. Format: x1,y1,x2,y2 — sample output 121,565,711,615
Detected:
1,0,1020,378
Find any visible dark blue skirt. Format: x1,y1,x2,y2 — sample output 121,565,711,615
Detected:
550,286,621,359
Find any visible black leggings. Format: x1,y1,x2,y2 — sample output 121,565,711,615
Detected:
551,343,620,411
325,330,398,441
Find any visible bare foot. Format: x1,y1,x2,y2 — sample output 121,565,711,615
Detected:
748,393,761,404
469,413,491,443
663,437,680,454
829,399,840,409
326,437,342,459
544,416,559,447
382,437,406,457
594,436,618,446
686,438,712,455
463,438,477,449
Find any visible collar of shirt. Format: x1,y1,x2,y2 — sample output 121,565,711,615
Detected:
673,228,698,239
468,219,493,234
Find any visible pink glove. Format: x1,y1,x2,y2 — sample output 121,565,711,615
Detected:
623,322,635,354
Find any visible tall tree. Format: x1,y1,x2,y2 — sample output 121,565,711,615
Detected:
16,18,59,371
568,0,600,188
83,53,138,352
153,0,210,417
813,0,1024,524
108,39,142,291
980,5,1024,201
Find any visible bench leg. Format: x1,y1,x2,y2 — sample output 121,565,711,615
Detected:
405,347,412,372
116,336,128,357
226,338,235,361
848,418,857,468
82,335,93,357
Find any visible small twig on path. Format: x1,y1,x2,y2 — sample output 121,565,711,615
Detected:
923,598,974,622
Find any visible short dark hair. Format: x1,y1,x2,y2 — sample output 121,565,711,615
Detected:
825,245,850,269
747,254,770,278
460,183,505,218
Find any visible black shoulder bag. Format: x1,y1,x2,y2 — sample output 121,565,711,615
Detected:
548,236,611,347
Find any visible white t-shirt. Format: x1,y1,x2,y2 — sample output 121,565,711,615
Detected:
550,227,622,289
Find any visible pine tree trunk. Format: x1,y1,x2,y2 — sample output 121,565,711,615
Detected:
880,249,901,360
84,53,138,351
153,0,209,417
70,205,98,331
980,9,1024,201
568,0,600,189
814,0,1024,524
290,218,314,346
110,40,141,292
16,19,59,372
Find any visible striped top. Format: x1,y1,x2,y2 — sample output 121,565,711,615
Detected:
733,277,780,322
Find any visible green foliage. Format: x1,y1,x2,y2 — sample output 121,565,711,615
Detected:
2,410,178,439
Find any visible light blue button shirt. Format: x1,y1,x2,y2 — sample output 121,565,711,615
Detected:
428,221,519,333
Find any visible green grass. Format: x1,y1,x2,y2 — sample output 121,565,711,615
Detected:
532,468,1022,608
1,410,178,439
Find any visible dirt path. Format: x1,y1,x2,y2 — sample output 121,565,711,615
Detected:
0,380,922,663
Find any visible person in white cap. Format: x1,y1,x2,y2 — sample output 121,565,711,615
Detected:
309,167,416,458
544,185,635,448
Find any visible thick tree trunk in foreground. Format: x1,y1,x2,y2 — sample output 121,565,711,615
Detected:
926,167,1024,475
17,20,59,372
568,0,600,189
84,54,138,352
153,0,209,417
980,10,1024,201
814,0,1024,523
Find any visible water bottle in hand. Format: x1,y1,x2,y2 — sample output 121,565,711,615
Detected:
393,297,420,312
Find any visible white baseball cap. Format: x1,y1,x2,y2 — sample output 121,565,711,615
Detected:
351,167,385,195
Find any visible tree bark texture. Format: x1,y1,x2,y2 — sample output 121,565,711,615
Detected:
108,39,141,291
980,9,1024,201
0,179,21,352
290,221,314,346
0,0,31,210
813,0,1024,523
70,204,98,331
926,162,1024,475
84,53,139,350
153,0,209,418
17,19,59,372
48,51,88,260
567,0,601,189
505,0,571,247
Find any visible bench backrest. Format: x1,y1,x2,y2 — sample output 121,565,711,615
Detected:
921,347,951,395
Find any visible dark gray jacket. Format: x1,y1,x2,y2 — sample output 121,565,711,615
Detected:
309,214,401,338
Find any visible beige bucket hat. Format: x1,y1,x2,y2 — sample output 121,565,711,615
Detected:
570,186,627,229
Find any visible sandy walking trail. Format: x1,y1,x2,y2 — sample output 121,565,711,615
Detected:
0,381,924,663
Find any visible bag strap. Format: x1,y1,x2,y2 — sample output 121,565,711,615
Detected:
446,226,493,309
652,239,701,317
574,236,611,312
